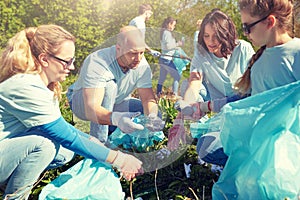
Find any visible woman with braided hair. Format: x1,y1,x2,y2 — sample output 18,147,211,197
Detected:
179,0,300,167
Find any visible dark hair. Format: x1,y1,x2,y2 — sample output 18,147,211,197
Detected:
197,9,238,58
138,4,152,15
160,17,177,40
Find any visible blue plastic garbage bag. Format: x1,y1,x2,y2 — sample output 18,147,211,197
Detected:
173,47,190,75
190,114,223,139
39,158,125,200
211,81,300,199
107,114,165,150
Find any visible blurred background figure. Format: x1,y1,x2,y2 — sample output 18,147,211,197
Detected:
157,17,189,97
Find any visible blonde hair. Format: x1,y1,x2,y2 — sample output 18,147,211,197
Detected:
234,0,294,95
0,24,75,99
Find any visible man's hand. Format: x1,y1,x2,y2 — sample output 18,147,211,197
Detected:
111,112,144,133
145,113,165,132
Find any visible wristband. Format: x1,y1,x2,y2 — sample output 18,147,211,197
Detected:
208,101,211,111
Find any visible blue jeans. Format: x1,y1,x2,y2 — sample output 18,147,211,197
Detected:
0,133,74,200
67,80,143,143
158,58,181,96
196,131,228,166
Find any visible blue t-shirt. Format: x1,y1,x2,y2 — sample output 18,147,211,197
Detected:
251,37,300,95
0,74,110,161
191,40,255,99
160,30,177,61
71,45,152,105
129,16,146,39
0,74,61,141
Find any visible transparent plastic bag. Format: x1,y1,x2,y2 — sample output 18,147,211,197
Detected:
107,114,165,150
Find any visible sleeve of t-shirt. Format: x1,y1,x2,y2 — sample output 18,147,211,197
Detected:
79,52,115,89
6,78,61,128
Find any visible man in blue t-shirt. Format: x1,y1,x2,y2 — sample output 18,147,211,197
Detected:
67,26,164,142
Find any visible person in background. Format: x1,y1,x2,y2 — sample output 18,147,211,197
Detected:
193,19,203,49
169,9,254,156
182,0,300,166
129,3,160,57
129,3,153,40
157,16,189,97
67,26,164,143
0,24,143,200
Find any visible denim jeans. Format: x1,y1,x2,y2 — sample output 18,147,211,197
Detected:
158,58,181,96
0,133,74,200
196,131,228,166
67,80,143,143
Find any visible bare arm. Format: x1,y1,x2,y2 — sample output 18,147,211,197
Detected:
137,87,158,115
82,88,112,125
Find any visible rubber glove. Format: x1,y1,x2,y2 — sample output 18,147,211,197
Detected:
190,101,211,120
145,113,165,132
111,112,144,133
167,119,186,151
149,49,161,57
111,150,144,180
175,100,211,120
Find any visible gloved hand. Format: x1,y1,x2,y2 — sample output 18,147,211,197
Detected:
111,150,144,180
145,113,165,132
175,99,210,120
190,101,211,120
174,99,195,116
149,49,161,57
111,112,144,133
167,119,186,151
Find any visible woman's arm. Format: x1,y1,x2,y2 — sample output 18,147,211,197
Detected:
33,116,110,162
184,72,203,103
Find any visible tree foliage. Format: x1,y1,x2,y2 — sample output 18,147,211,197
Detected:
1,0,300,68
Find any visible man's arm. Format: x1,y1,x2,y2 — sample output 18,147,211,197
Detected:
82,87,112,125
137,87,158,115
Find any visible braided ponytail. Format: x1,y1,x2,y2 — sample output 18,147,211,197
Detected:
234,45,266,96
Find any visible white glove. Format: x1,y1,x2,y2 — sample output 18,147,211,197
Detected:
111,112,144,133
175,100,211,120
112,151,144,180
149,49,161,57
175,99,195,116
145,113,165,132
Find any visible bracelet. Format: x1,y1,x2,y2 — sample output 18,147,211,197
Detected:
207,101,211,112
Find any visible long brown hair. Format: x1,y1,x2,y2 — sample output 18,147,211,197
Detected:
0,24,75,99
198,9,238,59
